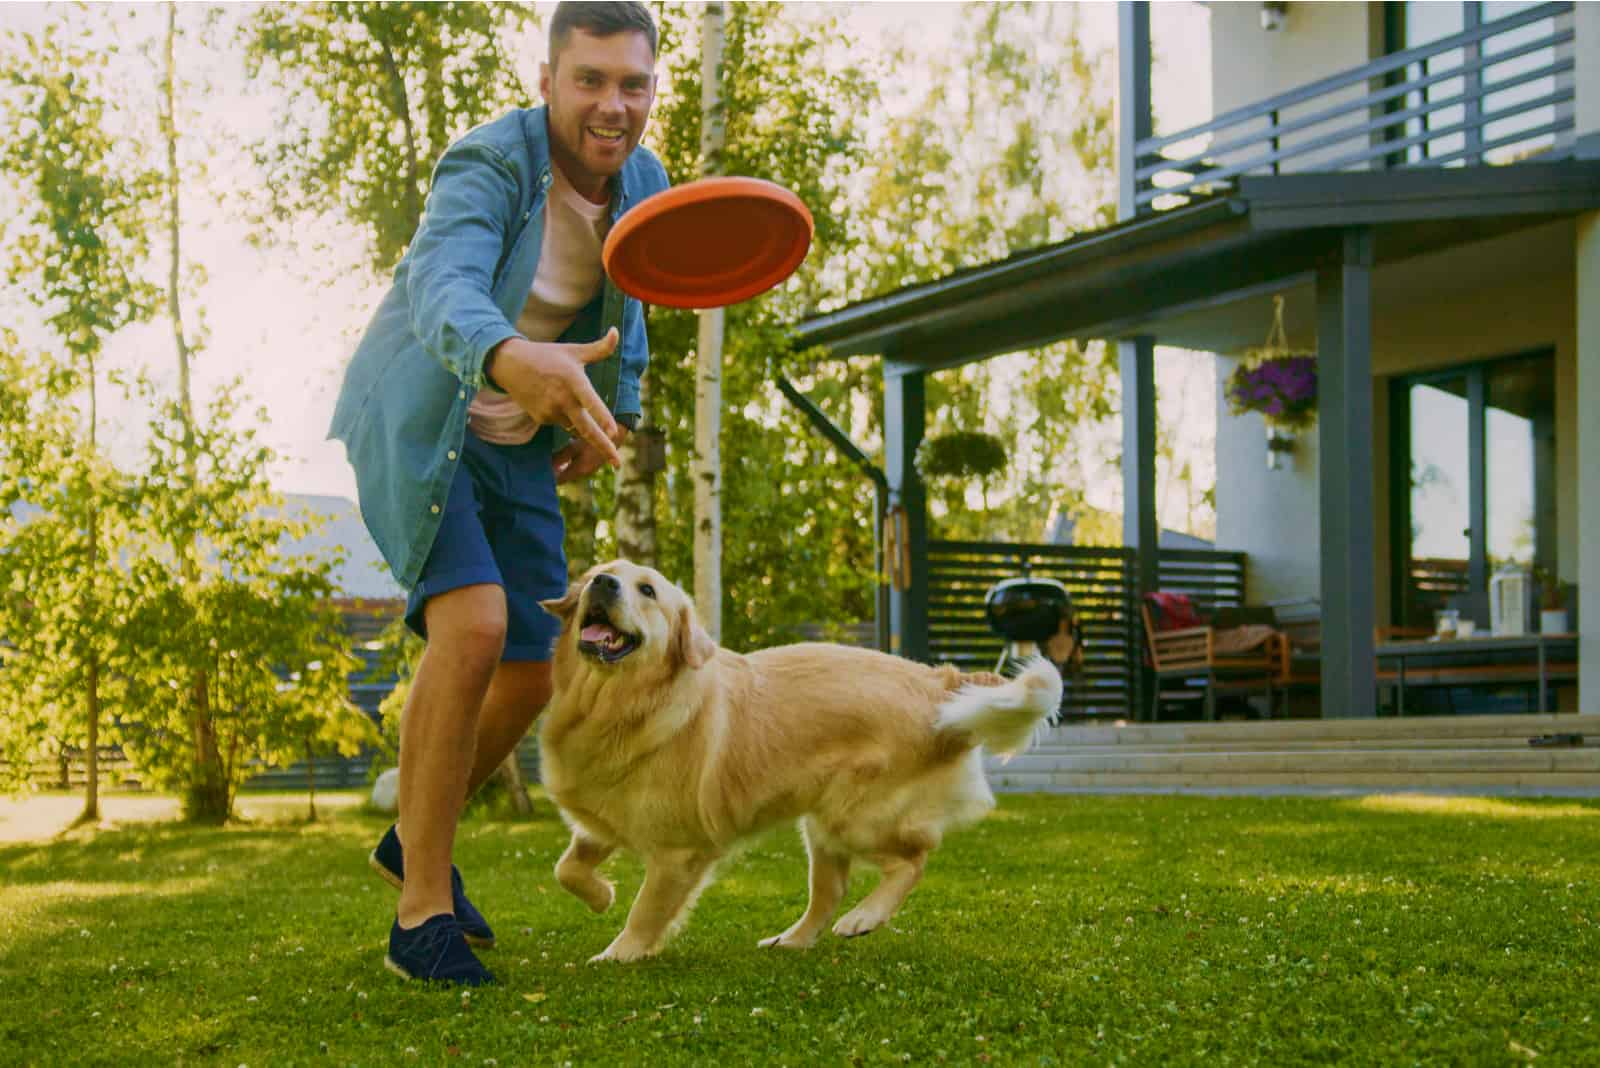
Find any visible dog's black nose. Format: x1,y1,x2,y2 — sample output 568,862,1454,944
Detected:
591,572,621,598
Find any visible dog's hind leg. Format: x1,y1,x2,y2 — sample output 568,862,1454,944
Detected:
832,844,930,939
591,849,719,963
760,819,851,950
556,831,617,914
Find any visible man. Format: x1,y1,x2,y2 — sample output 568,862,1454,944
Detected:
329,2,668,987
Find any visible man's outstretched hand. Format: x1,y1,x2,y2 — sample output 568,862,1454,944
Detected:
487,328,624,469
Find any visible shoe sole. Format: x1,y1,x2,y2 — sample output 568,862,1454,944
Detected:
370,852,496,950
383,954,495,987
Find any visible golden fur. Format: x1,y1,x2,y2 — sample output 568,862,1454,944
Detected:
537,560,1062,962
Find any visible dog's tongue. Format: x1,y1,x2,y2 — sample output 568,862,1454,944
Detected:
581,623,617,644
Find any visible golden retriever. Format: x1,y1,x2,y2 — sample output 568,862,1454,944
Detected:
537,560,1062,962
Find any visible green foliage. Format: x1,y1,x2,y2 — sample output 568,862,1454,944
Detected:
1,12,377,820
0,340,134,792
6,794,1600,1063
242,1,538,272
113,380,375,819
0,26,161,359
0,26,162,810
850,2,1120,545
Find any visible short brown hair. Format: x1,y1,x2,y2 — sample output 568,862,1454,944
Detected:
549,2,658,67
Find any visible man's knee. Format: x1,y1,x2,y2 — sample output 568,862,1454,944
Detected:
424,585,509,671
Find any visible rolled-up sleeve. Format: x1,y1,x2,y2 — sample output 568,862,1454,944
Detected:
404,144,523,383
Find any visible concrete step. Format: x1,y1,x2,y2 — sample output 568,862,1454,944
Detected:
994,747,1600,776
1035,713,1593,748
1026,736,1586,755
989,769,1600,793
985,715,1600,794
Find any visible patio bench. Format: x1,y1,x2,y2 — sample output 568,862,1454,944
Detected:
1142,598,1287,721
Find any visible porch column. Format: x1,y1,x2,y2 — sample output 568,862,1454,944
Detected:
1121,335,1158,721
1117,0,1153,221
1317,229,1377,718
1578,212,1600,713
885,362,929,662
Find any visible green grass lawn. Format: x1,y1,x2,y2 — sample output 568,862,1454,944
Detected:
4,791,1599,1066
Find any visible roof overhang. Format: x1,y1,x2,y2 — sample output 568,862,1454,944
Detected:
792,162,1600,374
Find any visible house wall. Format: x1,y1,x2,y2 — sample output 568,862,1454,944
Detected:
1578,2,1599,156
1208,1,1383,172
1579,211,1600,713
1214,354,1323,605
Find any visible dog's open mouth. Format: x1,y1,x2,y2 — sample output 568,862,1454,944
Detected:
577,606,640,663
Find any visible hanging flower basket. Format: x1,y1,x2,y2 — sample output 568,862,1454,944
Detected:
916,430,1007,482
1225,295,1318,434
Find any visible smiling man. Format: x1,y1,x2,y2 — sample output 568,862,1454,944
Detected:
328,2,668,987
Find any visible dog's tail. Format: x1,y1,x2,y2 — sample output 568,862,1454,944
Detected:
934,657,1062,758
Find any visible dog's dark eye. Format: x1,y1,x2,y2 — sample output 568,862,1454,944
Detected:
638,583,656,600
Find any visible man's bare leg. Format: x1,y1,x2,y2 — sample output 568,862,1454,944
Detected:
462,660,553,798
395,584,506,930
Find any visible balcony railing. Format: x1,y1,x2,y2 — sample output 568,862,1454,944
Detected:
1133,2,1576,212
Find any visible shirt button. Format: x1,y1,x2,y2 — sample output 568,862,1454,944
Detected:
458,389,467,399
431,504,441,515
447,450,458,461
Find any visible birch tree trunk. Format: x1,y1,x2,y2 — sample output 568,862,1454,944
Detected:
497,749,534,816
163,4,227,822
80,353,100,826
693,1,726,640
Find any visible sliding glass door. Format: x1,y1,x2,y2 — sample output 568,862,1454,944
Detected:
1391,351,1555,628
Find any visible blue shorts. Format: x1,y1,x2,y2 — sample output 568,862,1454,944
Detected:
404,428,568,662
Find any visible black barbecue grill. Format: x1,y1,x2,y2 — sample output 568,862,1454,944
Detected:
984,576,1073,644
984,574,1077,680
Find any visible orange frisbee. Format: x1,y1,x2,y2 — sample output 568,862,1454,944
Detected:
603,176,814,309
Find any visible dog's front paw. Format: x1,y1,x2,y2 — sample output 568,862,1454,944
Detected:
557,870,616,914
758,931,818,950
832,906,889,939
589,936,653,964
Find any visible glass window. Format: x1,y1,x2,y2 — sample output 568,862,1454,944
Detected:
1397,352,1556,628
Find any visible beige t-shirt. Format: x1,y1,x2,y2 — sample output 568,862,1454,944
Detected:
468,165,609,445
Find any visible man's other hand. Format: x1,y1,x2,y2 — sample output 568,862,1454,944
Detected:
553,420,630,485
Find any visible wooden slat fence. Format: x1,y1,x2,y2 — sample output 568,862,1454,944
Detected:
927,540,1247,721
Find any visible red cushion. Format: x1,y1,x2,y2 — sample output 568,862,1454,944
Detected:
1146,591,1203,631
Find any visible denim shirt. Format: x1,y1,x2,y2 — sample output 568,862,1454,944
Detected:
329,107,670,590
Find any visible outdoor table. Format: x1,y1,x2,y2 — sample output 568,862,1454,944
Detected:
1375,634,1580,716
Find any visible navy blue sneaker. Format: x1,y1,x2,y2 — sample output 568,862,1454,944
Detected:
384,913,496,987
369,824,496,948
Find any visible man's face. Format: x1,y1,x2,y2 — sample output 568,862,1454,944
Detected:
541,28,656,198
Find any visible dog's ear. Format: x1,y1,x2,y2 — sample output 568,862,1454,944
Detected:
673,602,717,670
539,582,583,623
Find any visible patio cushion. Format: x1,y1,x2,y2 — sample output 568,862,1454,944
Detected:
1212,624,1278,656
1146,592,1203,631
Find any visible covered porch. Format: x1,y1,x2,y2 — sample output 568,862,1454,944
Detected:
793,162,1600,720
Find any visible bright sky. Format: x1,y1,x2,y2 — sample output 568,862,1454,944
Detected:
1,1,1212,513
